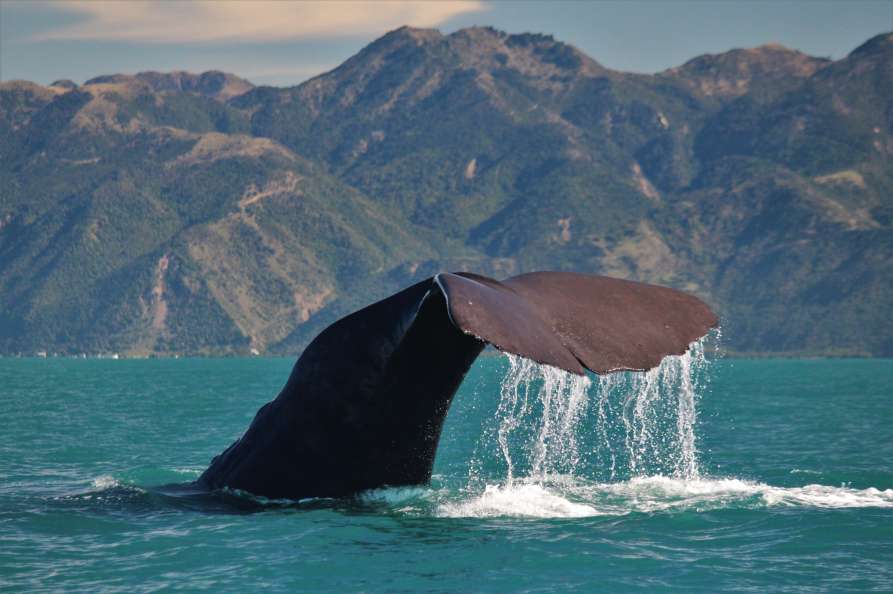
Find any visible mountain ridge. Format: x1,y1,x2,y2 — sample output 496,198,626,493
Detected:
1,27,891,357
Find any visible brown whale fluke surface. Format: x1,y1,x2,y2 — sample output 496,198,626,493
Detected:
199,271,718,500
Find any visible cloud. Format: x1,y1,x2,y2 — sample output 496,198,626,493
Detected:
34,1,485,43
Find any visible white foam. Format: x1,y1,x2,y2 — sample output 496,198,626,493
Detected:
438,483,600,518
90,475,120,490
587,476,893,513
760,483,893,508
433,476,893,519
359,486,433,505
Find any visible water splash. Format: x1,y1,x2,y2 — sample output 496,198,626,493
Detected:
620,338,708,479
490,355,593,485
432,339,893,518
436,477,893,519
472,338,710,487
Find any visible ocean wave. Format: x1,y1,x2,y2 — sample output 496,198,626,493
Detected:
432,476,893,519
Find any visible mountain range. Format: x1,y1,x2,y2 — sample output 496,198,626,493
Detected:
1,27,891,357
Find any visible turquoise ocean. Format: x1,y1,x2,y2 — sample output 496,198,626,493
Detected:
1,348,892,592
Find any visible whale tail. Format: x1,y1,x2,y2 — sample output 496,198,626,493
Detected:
199,271,718,500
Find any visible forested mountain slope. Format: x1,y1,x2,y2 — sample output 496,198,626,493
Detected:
1,29,891,356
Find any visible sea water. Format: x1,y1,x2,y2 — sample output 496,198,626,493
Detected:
1,353,891,592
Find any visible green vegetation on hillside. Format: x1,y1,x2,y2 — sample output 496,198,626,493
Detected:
1,29,891,357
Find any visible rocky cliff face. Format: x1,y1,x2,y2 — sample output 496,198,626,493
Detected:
1,29,891,356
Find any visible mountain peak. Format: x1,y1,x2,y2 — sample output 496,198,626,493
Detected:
664,43,829,98
50,79,78,90
449,25,506,41
294,24,605,117
752,42,793,52
379,25,444,45
849,31,893,58
447,26,603,75
83,70,253,101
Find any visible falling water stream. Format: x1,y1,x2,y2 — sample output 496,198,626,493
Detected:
438,338,768,518
473,339,709,488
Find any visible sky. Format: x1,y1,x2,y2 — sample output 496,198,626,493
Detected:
1,0,892,87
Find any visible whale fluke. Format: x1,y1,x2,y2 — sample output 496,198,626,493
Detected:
199,272,718,499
